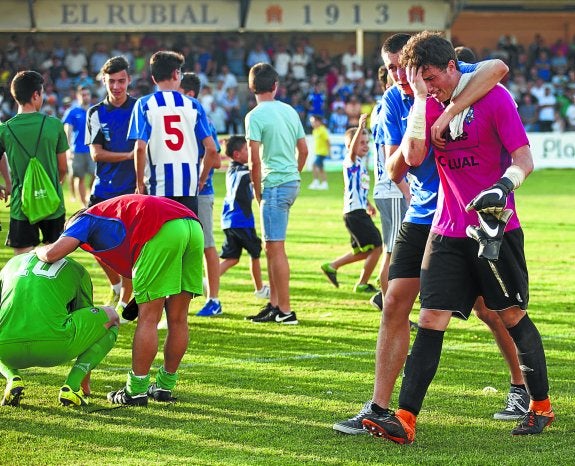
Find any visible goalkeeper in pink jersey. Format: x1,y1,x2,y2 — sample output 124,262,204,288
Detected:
362,31,553,444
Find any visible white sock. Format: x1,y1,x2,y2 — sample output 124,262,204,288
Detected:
112,282,122,294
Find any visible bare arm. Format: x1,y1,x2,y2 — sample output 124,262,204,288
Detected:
431,59,509,147
134,139,147,194
401,66,429,167
248,140,262,203
385,145,409,183
36,236,81,263
90,143,133,163
383,144,411,201
57,151,68,183
0,155,11,202
198,136,219,191
349,113,368,163
510,145,534,179
296,137,308,172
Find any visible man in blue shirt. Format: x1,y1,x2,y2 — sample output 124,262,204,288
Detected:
62,85,94,207
85,56,137,311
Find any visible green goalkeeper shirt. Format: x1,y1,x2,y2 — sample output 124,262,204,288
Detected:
0,253,94,343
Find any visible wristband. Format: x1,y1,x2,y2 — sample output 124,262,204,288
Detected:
406,97,426,140
501,165,526,191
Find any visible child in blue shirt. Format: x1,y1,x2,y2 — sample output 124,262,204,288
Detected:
220,136,270,304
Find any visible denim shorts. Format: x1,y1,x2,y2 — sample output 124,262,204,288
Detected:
260,180,300,241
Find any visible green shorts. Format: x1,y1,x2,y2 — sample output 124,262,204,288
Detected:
0,306,110,369
132,218,204,303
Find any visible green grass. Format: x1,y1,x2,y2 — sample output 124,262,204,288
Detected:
0,169,574,465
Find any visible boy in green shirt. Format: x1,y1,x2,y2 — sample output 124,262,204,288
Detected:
0,70,68,255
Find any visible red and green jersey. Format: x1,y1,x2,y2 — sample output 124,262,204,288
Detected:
0,253,93,344
0,112,68,220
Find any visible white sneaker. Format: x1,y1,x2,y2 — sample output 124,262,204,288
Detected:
254,284,271,299
308,179,320,190
319,181,329,190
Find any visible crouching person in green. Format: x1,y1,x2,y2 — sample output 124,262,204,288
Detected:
0,253,119,407
36,194,204,406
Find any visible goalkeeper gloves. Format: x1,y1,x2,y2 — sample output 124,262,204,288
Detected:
466,209,513,261
465,177,514,216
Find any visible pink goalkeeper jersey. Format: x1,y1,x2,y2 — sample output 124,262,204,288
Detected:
426,84,529,237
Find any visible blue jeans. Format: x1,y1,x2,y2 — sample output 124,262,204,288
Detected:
260,181,300,241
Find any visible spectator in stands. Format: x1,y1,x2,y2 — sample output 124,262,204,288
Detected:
534,50,552,82
89,43,109,77
344,94,362,127
273,43,291,79
341,44,362,76
217,64,238,91
291,44,309,82
314,49,333,78
247,42,270,69
207,100,228,134
221,87,242,134
226,36,246,77
518,93,539,132
328,105,349,134
536,86,557,131
64,41,88,78
565,92,575,130
306,82,327,118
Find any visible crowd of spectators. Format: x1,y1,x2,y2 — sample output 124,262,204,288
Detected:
2,32,575,133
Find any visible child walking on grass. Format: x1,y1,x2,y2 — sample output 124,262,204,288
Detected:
321,113,382,293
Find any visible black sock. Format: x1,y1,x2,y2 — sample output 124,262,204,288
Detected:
398,327,445,416
370,402,389,416
511,383,527,391
507,314,549,401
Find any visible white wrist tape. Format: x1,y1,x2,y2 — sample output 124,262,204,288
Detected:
406,97,426,140
503,165,526,190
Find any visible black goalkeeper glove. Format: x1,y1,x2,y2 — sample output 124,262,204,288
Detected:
121,298,138,321
466,209,513,261
465,177,514,216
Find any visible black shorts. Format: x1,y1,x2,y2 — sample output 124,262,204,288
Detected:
6,215,65,249
388,222,431,280
220,228,262,259
344,209,382,253
420,229,529,320
167,196,198,216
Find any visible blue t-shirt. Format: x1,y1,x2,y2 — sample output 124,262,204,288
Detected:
63,214,125,252
86,96,137,199
199,120,221,196
221,161,255,229
62,105,89,154
379,61,479,224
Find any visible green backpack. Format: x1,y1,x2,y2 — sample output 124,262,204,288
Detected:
7,115,61,224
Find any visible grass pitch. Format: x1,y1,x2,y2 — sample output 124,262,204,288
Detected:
0,169,573,465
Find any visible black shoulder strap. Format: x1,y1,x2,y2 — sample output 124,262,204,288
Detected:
6,114,47,159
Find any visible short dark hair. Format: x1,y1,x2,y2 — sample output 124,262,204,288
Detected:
101,55,130,75
248,63,278,94
377,65,388,85
180,72,201,96
150,51,184,82
10,70,43,105
400,31,459,72
454,46,477,64
382,33,411,55
225,135,246,158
